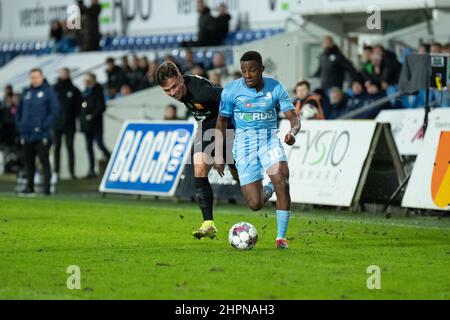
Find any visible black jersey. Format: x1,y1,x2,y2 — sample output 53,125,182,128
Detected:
180,75,222,127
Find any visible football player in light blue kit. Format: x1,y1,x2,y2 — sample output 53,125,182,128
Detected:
215,51,301,249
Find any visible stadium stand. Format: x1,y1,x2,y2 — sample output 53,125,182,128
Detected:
0,29,285,68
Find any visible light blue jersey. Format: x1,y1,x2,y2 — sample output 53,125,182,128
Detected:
219,77,295,186
220,77,294,133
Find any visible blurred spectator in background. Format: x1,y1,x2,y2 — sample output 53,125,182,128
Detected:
313,36,357,92
16,69,59,195
418,43,429,54
106,57,128,93
121,55,131,74
183,0,216,47
292,80,325,120
137,56,151,89
373,45,402,89
191,65,209,79
313,88,332,119
51,20,78,53
0,89,18,147
60,21,79,53
360,78,391,118
105,84,119,101
346,77,368,114
328,87,350,119
139,56,150,73
197,0,216,46
211,52,229,78
212,52,226,69
2,85,14,109
120,84,132,96
363,45,401,90
53,68,82,180
182,49,205,74
49,20,64,44
215,3,231,46
77,0,102,51
209,72,222,87
146,61,160,88
127,55,144,92
360,46,373,77
164,104,180,120
80,73,110,178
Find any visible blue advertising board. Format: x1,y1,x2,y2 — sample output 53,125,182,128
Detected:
100,121,196,196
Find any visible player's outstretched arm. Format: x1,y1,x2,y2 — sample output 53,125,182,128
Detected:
214,115,228,177
284,110,301,146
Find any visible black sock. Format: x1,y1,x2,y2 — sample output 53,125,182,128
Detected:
195,177,214,221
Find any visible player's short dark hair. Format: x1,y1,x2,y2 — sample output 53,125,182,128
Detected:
106,57,115,64
156,61,181,86
29,68,43,75
240,51,263,65
296,80,310,90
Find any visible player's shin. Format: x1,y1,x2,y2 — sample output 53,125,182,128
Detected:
276,210,291,240
195,177,214,221
263,182,274,203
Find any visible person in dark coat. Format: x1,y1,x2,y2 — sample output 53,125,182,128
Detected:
313,36,357,92
328,87,350,119
77,0,102,51
49,19,64,43
80,72,110,178
106,57,128,93
197,1,216,47
362,45,402,91
214,3,231,46
16,69,59,195
183,0,216,47
0,93,18,147
346,76,369,114
53,68,82,180
359,79,391,119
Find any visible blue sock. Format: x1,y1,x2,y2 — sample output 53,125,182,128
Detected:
264,182,274,193
276,210,290,239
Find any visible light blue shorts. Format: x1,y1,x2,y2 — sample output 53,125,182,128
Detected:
233,130,288,186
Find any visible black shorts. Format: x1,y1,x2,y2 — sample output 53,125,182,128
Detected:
193,120,236,170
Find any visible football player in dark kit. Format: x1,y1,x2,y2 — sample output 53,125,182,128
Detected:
156,61,240,239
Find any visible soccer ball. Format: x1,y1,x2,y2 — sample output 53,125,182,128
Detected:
228,222,258,250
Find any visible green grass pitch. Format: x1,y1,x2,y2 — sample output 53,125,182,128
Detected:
0,194,449,300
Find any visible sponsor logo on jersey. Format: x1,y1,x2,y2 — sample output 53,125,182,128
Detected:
236,111,274,122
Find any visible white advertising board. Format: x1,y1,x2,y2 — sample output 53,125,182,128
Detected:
376,108,450,156
273,120,377,207
294,0,440,15
0,0,299,41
